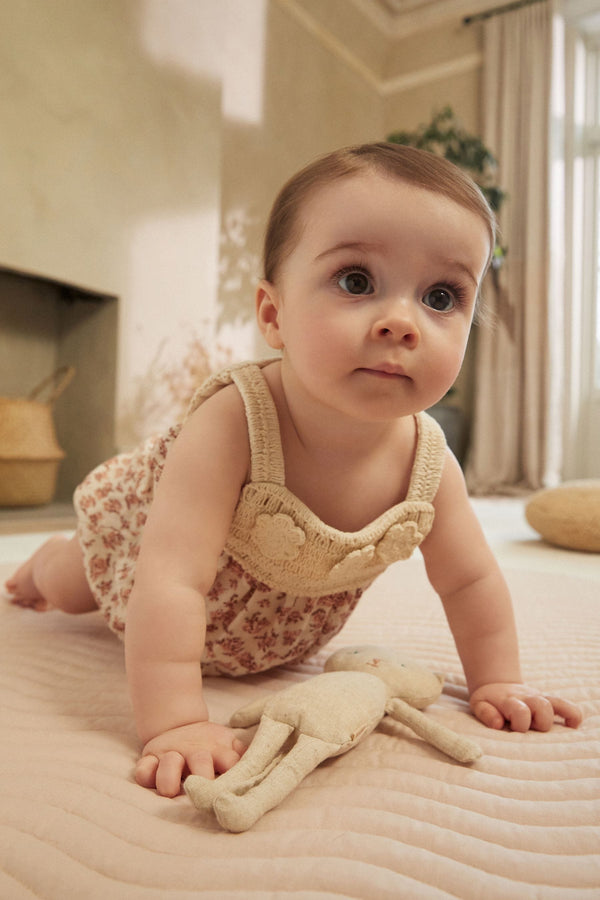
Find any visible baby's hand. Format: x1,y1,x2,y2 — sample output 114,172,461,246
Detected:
135,721,246,797
470,683,583,732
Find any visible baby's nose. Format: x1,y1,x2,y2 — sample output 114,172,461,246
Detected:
372,301,420,347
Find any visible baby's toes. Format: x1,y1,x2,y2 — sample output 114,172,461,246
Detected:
4,570,48,610
8,592,48,610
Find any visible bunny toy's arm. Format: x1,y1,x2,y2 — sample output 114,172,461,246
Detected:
385,698,482,764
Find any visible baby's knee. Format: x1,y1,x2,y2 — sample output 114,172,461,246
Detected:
36,536,95,614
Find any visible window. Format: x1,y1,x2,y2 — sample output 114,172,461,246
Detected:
580,34,599,390
560,2,600,478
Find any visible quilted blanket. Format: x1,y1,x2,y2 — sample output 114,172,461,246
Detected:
1,539,598,899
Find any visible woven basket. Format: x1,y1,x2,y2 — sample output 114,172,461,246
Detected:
0,366,75,506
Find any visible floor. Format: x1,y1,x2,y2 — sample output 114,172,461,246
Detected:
468,497,600,582
0,501,76,535
0,501,76,566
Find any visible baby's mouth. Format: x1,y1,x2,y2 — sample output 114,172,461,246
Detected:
357,364,410,379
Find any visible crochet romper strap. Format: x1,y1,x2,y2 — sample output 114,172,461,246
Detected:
230,363,285,486
230,361,447,502
219,361,447,596
188,359,446,503
404,412,447,504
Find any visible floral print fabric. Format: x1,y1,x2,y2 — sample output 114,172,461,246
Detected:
74,361,446,677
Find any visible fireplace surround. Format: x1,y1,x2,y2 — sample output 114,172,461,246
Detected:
0,267,118,506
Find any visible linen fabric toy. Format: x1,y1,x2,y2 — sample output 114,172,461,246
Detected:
185,646,482,832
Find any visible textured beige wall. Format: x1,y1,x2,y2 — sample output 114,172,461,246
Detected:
0,0,485,455
0,0,223,294
218,0,384,341
383,19,483,135
219,1,485,375
290,0,390,80
381,16,486,432
0,0,223,446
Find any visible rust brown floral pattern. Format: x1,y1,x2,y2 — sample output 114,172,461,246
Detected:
73,363,444,676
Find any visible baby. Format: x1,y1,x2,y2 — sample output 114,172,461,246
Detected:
6,143,582,798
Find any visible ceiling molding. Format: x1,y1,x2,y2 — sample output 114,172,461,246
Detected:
348,0,501,36
275,0,483,95
380,51,483,95
274,0,380,90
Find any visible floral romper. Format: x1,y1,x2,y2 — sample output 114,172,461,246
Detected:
74,360,447,676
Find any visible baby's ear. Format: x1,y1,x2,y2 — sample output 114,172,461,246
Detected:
256,280,284,349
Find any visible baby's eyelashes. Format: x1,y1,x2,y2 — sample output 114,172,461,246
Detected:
334,266,374,296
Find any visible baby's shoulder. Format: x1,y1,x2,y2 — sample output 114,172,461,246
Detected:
166,381,250,487
184,380,247,437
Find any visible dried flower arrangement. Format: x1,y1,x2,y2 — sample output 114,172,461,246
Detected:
218,207,261,327
119,331,233,448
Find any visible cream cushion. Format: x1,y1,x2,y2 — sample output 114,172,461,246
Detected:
525,480,600,552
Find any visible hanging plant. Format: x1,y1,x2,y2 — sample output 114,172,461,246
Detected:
387,106,507,269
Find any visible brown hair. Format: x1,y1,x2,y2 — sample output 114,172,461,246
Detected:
263,142,496,284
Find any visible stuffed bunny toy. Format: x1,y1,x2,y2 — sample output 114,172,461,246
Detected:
185,645,482,832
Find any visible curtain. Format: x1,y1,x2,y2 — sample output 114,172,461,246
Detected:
466,0,559,494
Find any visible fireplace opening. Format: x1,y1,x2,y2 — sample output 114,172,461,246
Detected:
0,267,118,508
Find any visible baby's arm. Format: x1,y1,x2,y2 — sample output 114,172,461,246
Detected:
124,385,250,796
420,452,582,732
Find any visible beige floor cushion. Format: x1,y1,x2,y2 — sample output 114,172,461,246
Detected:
525,480,600,552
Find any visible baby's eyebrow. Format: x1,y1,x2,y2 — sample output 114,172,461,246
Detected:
314,240,381,262
441,258,479,288
315,244,481,289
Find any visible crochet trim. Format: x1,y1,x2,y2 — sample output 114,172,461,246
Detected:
230,365,285,485
226,485,435,594
186,359,446,502
187,360,447,595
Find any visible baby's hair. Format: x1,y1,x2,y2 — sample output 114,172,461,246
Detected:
263,142,496,287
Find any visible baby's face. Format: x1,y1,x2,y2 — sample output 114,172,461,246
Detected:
259,171,491,424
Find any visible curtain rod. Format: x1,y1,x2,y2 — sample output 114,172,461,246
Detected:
463,0,546,25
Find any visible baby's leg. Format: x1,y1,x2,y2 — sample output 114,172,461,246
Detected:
5,533,96,614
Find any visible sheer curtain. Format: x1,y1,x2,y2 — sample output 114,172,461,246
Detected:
466,0,560,494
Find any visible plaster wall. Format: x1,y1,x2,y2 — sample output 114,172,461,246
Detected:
0,0,485,477
0,0,223,450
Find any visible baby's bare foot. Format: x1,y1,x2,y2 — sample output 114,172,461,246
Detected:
4,535,68,611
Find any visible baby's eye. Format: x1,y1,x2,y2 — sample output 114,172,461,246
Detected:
422,287,456,312
337,269,374,295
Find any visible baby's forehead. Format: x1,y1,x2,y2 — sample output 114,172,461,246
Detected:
299,170,473,223
298,174,483,239
292,171,491,264
305,168,405,203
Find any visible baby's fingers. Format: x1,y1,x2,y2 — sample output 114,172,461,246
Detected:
524,695,556,732
187,748,217,780
472,691,583,733
211,741,245,776
477,696,557,732
512,694,582,731
472,696,534,731
135,753,159,788
471,699,506,730
155,750,187,797
545,696,583,729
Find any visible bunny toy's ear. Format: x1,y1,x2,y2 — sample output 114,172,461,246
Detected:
385,697,482,764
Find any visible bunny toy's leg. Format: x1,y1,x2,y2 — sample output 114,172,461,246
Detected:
213,733,341,832
185,716,294,811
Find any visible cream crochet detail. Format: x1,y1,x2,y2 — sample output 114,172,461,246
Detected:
191,361,447,597
185,359,286,486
